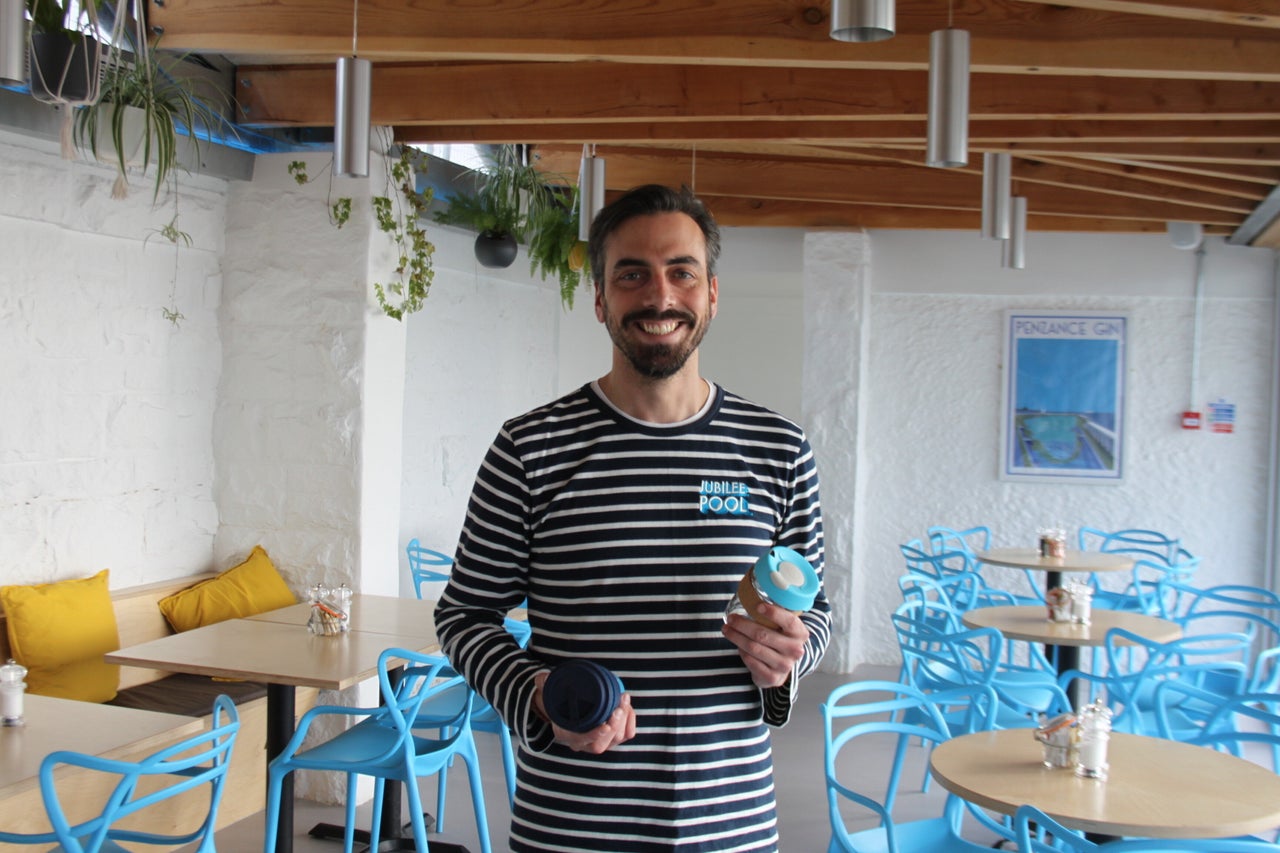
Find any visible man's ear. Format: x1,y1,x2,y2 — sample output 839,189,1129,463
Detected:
709,275,719,319
594,281,606,323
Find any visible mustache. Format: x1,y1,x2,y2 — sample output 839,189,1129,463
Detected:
622,308,697,326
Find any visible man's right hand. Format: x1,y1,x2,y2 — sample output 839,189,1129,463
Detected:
533,670,637,754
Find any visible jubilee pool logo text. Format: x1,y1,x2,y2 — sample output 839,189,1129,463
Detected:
699,480,751,516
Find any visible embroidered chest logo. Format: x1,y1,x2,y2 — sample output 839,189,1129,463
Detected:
698,480,751,516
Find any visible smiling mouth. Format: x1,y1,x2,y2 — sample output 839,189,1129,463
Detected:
638,320,680,335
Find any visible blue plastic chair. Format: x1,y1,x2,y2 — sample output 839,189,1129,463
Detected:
406,537,526,813
0,695,240,852
1076,528,1195,613
927,525,1043,605
822,680,1010,853
263,649,492,853
1153,681,1280,775
894,601,1069,730
1098,840,1280,851
1014,804,1098,852
1056,624,1251,736
407,537,453,598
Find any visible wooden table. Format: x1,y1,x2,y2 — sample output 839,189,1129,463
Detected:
107,595,441,853
930,728,1280,840
0,694,204,800
961,605,1182,703
978,548,1135,594
246,595,440,641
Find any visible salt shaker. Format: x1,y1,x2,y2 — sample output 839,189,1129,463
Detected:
334,583,354,630
1069,581,1093,625
0,659,27,726
1075,700,1113,779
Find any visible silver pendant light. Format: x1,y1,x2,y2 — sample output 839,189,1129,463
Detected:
981,152,1011,240
0,0,25,86
1002,196,1027,269
926,25,969,168
333,0,371,178
829,0,894,43
578,144,606,242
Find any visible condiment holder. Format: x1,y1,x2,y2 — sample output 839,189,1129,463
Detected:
1038,526,1067,558
0,659,27,726
1034,712,1077,768
307,583,353,636
1046,582,1093,625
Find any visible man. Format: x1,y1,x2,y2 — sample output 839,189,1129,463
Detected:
434,184,832,852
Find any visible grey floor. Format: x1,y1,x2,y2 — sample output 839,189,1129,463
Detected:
201,664,999,852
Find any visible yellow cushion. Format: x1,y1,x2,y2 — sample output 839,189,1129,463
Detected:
158,546,296,633
0,569,120,702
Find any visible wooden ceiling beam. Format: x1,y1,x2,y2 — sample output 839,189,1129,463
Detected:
700,195,1184,231
149,0,1280,79
234,62,1280,127
395,118,1280,146
1012,0,1280,29
529,145,1245,226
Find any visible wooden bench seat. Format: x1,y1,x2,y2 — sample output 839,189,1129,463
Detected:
0,573,317,851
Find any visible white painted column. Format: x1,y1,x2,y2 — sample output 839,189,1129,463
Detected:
801,231,871,673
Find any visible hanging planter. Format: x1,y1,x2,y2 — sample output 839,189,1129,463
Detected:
25,0,116,107
474,229,518,268
28,29,101,103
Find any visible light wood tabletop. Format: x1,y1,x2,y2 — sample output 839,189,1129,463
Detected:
930,728,1280,839
106,616,433,691
106,596,442,853
961,605,1182,648
978,548,1135,575
0,694,203,799
245,593,440,642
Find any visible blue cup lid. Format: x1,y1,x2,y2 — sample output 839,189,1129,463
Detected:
543,660,624,733
750,546,820,612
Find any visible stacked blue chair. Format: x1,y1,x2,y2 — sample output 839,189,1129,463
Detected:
894,600,1070,730
1014,804,1098,853
1058,625,1250,737
406,537,526,812
1014,804,1280,852
407,537,454,599
0,695,240,852
1076,527,1195,613
263,649,492,853
1154,681,1280,776
822,680,1010,853
1156,581,1280,695
927,525,1044,605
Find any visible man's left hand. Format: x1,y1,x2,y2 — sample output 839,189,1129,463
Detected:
721,603,809,688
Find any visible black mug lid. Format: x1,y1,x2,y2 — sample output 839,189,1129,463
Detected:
543,659,624,733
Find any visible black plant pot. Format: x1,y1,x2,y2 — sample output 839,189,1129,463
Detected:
474,230,518,269
29,31,102,103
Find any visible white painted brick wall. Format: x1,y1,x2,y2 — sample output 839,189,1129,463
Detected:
0,128,224,589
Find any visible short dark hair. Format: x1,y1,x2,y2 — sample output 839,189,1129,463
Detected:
588,184,722,286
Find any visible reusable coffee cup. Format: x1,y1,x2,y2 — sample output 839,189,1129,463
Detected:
725,545,821,629
543,659,625,733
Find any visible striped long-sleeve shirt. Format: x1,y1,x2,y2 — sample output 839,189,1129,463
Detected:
434,381,832,852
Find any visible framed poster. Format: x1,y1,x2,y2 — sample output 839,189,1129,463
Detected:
1000,310,1127,483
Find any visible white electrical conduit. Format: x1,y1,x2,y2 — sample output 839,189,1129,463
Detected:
1266,250,1280,594
1189,245,1206,410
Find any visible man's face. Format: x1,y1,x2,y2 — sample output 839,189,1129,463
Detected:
594,212,719,380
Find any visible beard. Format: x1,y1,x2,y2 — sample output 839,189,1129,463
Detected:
602,304,712,380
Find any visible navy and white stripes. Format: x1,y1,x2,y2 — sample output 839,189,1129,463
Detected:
435,382,832,852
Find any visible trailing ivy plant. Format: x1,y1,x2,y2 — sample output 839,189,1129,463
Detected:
288,141,436,321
